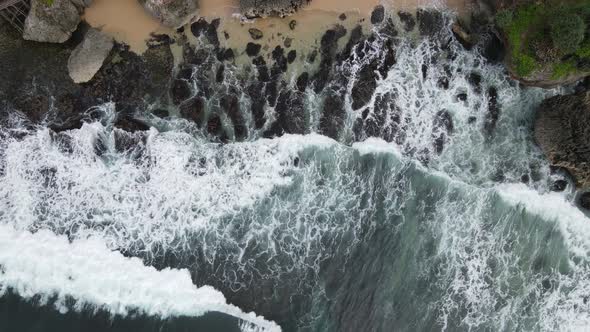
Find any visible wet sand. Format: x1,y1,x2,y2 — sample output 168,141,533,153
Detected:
84,0,471,54
84,0,172,54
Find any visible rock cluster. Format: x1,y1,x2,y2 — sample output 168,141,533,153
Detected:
240,0,312,18
23,0,91,43
534,91,590,188
1,19,173,134
138,0,198,28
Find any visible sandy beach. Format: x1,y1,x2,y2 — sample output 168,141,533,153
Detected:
84,0,471,55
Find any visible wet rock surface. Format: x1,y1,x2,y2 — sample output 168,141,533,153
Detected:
1,20,173,134
23,0,82,43
535,91,590,188
67,28,113,83
138,0,198,28
240,0,311,18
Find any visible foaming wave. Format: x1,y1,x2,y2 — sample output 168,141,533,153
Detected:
0,223,280,331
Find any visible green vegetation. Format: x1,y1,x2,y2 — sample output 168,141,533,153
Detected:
552,60,577,79
43,0,55,6
495,1,590,79
549,12,585,55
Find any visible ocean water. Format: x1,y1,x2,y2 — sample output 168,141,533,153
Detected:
0,10,588,332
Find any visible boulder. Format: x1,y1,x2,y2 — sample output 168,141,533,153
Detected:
416,9,444,37
23,0,82,43
70,0,93,12
138,0,198,28
535,91,590,188
67,28,114,83
370,5,385,25
240,0,311,18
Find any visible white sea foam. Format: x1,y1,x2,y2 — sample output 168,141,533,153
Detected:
0,223,280,331
498,184,590,257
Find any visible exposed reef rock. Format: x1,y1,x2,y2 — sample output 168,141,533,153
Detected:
67,28,113,83
535,91,590,188
23,0,83,43
1,20,173,133
240,0,311,18
138,0,198,28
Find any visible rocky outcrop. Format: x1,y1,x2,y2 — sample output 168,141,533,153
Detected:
534,91,590,188
23,0,82,43
240,0,311,18
138,0,198,28
1,17,173,134
67,28,113,83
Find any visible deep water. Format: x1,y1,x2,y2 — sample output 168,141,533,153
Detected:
1,10,589,332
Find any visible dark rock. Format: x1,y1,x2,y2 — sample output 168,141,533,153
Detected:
114,114,150,132
284,37,293,48
190,19,208,38
296,72,309,92
113,129,147,156
171,79,192,105
221,94,247,140
320,90,346,139
216,64,225,82
378,39,396,76
379,18,398,38
417,9,444,36
206,115,223,137
241,0,308,18
437,77,450,89
246,42,262,56
551,179,568,192
220,48,234,62
432,110,453,154
457,93,468,102
398,11,416,32
179,97,205,126
313,25,347,93
271,46,288,74
308,49,318,63
265,79,279,107
248,82,267,129
264,90,306,137
579,192,590,210
287,50,297,63
421,64,428,80
224,31,230,40
535,91,590,188
351,58,379,110
484,87,500,136
467,116,477,124
253,56,270,82
339,13,347,21
521,174,530,183
289,20,297,30
467,72,482,94
249,28,264,40
147,33,175,48
152,109,169,118
370,5,385,25
451,22,473,50
339,25,363,62
434,109,454,133
481,30,505,63
190,18,220,47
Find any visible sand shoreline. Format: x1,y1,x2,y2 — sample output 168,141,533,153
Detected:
84,0,470,54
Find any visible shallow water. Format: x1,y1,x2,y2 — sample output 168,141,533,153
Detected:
1,9,587,332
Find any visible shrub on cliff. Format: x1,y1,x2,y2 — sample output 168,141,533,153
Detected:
549,12,585,55
495,0,590,82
